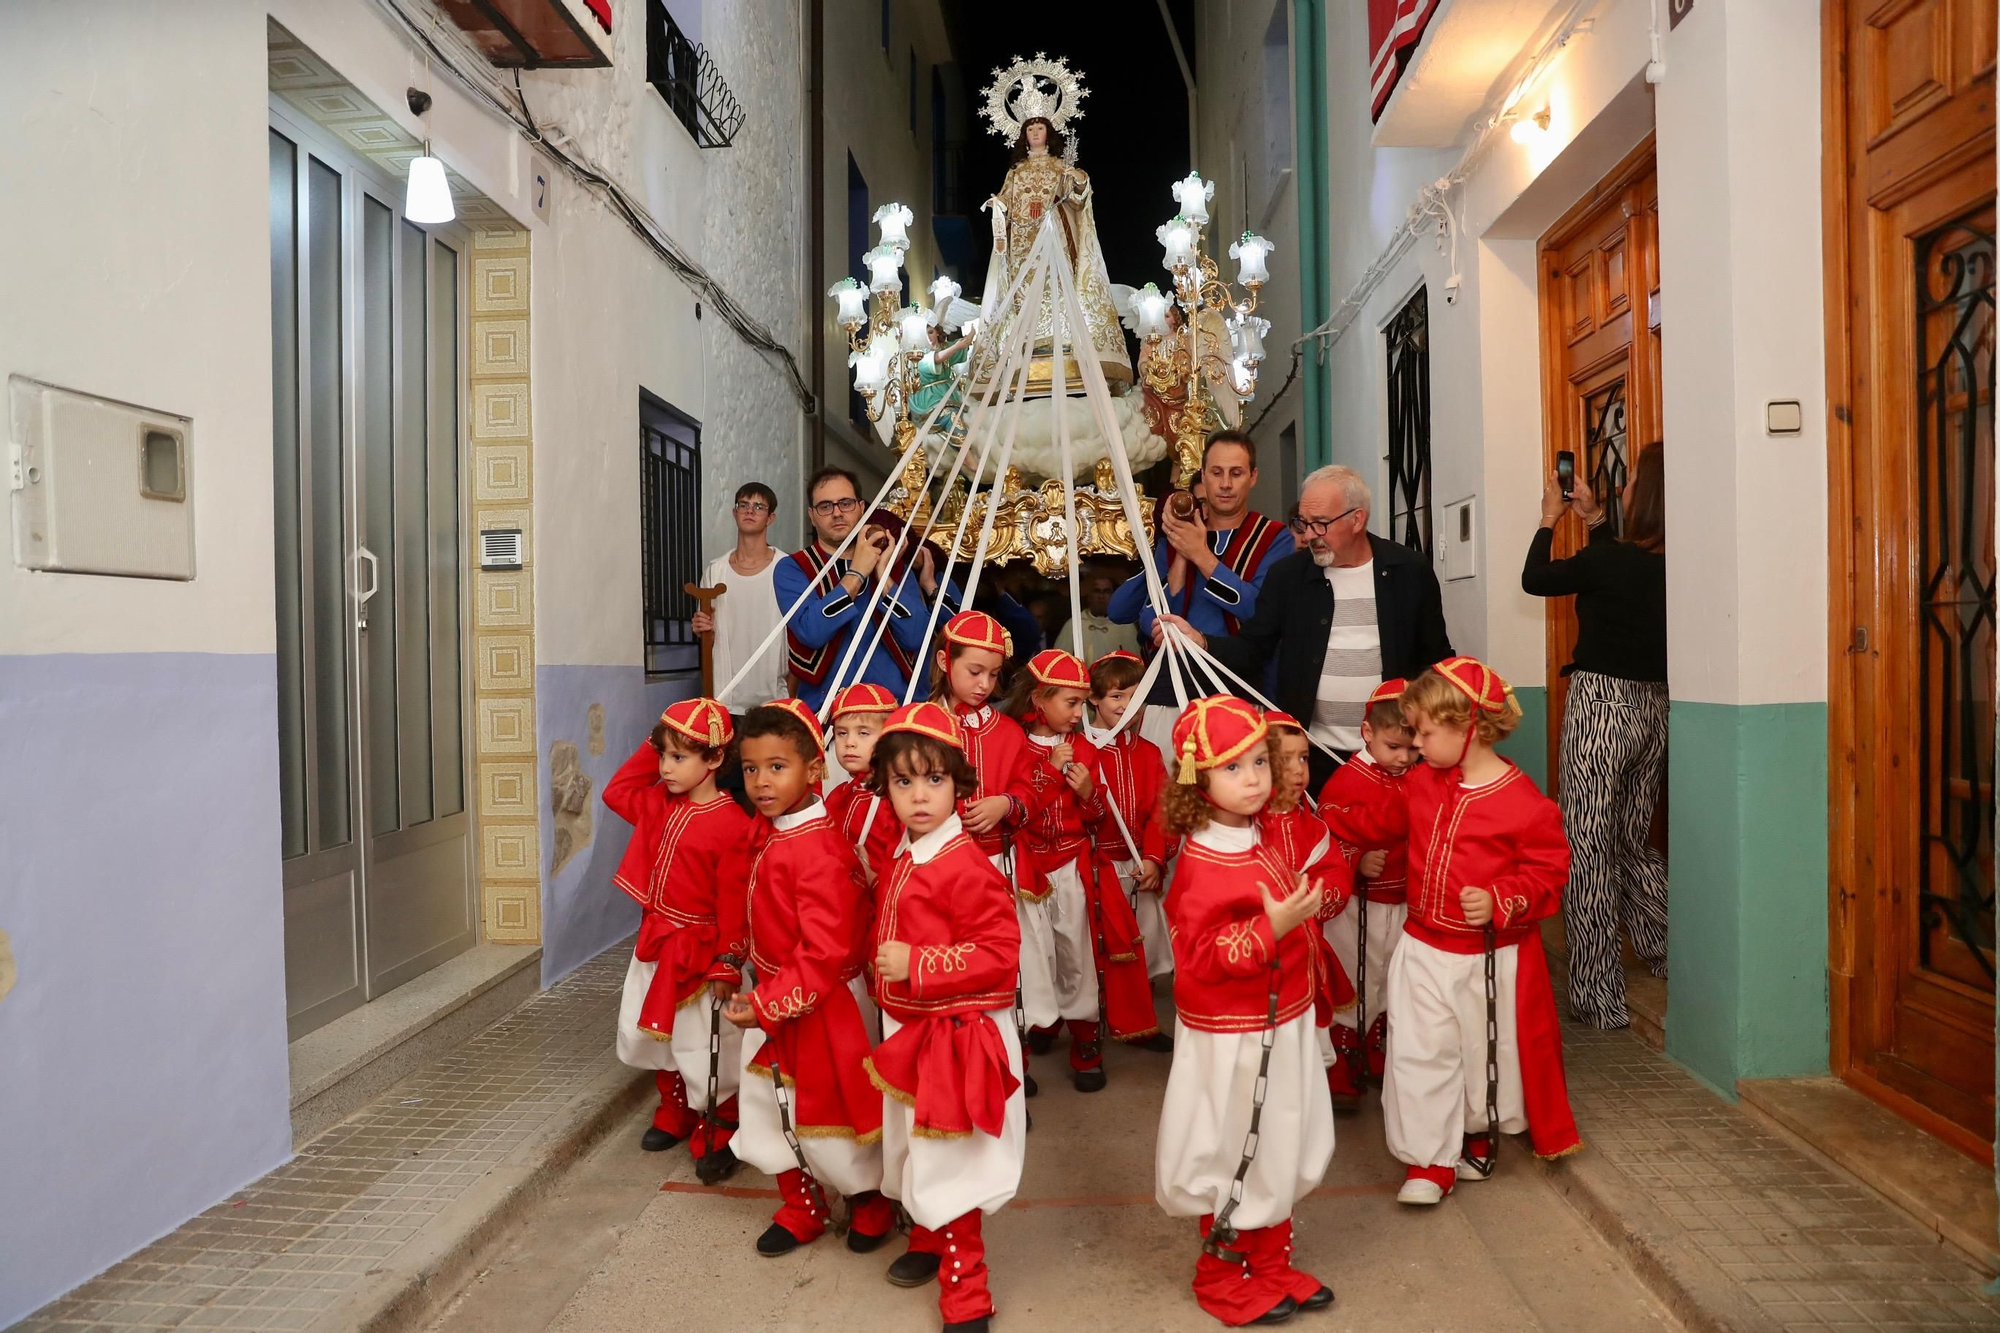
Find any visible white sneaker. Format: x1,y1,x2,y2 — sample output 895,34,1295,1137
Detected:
1455,1159,1495,1182
1396,1177,1446,1206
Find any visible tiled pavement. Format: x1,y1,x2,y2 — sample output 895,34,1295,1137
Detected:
14,944,2000,1332
1557,1021,2000,1332
12,953,629,1333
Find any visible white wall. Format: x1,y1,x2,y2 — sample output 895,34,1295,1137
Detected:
1195,0,1306,517
0,3,276,656
1654,0,1827,708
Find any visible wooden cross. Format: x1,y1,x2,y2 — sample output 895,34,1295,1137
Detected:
684,581,727,696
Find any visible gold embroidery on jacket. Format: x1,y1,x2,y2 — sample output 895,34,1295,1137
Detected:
1216,920,1262,965
758,986,819,1022
917,943,975,977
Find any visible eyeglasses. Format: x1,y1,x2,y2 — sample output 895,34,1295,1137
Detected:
734,500,772,515
1289,506,1360,538
811,496,863,518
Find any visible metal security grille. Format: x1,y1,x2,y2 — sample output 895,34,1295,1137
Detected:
1583,379,1630,538
645,0,745,148
1385,286,1432,554
1914,204,1996,984
641,391,701,677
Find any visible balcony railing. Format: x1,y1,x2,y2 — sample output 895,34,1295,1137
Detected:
645,0,745,149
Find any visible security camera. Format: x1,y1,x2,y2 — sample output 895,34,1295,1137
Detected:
1443,274,1463,306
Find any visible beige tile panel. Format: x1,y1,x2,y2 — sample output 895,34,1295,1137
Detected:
473,319,530,376
472,257,529,314
475,573,533,630
478,762,538,821
476,695,536,756
471,383,531,441
474,442,532,501
479,822,539,883
476,633,535,694
483,886,541,942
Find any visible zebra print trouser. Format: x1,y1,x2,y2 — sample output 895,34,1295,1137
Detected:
1557,670,1670,1029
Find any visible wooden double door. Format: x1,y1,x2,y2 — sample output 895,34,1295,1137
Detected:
1827,0,1996,1158
1536,144,1663,784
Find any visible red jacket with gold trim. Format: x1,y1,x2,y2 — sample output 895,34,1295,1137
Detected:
1167,825,1320,1035
1258,794,1356,1020
1091,729,1170,869
825,779,901,891
1317,755,1411,904
864,821,1022,1137
1318,761,1568,953
1019,731,1108,888
953,703,1038,871
602,743,753,1033
740,803,882,1141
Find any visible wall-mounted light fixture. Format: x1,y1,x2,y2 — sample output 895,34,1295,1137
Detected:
1509,107,1552,144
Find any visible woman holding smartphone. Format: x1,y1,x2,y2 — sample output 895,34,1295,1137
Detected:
1522,441,1669,1031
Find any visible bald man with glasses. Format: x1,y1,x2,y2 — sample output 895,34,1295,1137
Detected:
1156,464,1453,789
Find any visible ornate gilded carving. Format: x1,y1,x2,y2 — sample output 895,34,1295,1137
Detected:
887,455,1155,574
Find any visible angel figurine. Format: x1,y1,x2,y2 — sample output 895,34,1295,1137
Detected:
977,55,1132,395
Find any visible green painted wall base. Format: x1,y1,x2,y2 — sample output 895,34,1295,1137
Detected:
1664,701,1831,1093
1497,685,1549,791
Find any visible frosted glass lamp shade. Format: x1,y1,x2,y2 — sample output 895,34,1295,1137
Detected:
1157,217,1196,271
865,243,906,294
406,154,454,224
1171,171,1214,225
829,277,869,329
874,202,914,247
898,307,933,353
851,334,895,393
1229,232,1273,286
1132,282,1171,340
1227,312,1270,365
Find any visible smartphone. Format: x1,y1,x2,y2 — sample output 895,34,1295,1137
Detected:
1556,450,1576,498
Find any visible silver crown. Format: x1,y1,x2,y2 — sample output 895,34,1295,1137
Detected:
979,53,1088,148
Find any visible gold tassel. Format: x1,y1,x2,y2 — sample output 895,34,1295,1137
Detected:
1176,735,1198,785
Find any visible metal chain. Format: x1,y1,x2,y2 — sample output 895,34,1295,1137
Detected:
1355,887,1370,1062
1465,922,1500,1179
1088,858,1109,1064
765,1042,838,1230
1205,959,1281,1261
705,996,735,1131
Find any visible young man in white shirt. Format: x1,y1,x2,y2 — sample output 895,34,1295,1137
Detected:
693,483,788,804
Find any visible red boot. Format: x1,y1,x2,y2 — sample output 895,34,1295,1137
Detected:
1325,1028,1363,1112
688,1092,738,1159
846,1189,898,1249
1068,1019,1107,1092
769,1168,829,1244
1192,1215,1295,1326
1365,1013,1388,1081
645,1071,698,1149
935,1210,994,1327
1242,1219,1331,1308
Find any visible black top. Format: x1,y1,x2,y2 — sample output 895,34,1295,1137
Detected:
1522,524,1667,683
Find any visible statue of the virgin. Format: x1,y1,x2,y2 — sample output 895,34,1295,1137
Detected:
977,55,1132,398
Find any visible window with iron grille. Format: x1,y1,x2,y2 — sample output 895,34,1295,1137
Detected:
1385,285,1432,554
645,0,745,149
641,390,702,677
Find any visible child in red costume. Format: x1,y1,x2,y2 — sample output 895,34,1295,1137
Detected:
1154,696,1336,1327
1317,680,1420,1090
1319,659,1581,1207
1260,711,1360,1110
864,702,1026,1333
721,700,898,1254
825,682,902,889
931,611,1046,1086
1002,649,1159,1090
602,697,753,1181
1087,651,1176,984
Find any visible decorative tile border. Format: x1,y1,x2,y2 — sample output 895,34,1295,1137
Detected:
469,225,541,946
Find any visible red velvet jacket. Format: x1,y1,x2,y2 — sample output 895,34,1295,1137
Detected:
865,818,1023,1137
602,744,753,1030
739,801,882,1140
1259,794,1356,1019
952,704,1036,860
825,778,901,890
1318,754,1410,904
1019,730,1107,893
1319,761,1570,954
1168,822,1320,1034
1090,729,1170,868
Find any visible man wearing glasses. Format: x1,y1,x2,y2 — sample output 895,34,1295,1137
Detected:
773,466,932,711
1155,464,1452,789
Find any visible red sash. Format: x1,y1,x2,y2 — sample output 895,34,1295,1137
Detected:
786,545,916,687
1178,512,1285,634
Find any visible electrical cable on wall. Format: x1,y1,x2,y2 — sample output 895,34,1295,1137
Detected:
370,0,816,413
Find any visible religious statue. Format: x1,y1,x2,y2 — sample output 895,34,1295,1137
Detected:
977,54,1133,397
1137,301,1244,446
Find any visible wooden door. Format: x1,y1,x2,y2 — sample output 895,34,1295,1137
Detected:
1827,0,1996,1160
1536,142,1663,787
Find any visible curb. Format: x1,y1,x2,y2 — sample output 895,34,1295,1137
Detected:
1539,1148,1780,1333
300,1057,651,1333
